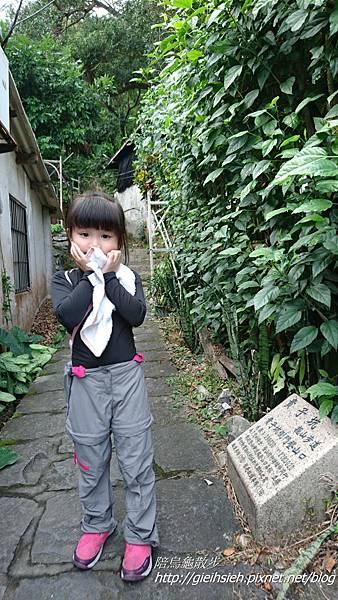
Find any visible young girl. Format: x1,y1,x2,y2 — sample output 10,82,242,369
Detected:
51,190,159,582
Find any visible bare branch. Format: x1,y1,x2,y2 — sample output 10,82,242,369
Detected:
1,0,25,49
16,0,57,26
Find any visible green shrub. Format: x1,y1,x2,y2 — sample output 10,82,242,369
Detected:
133,0,338,421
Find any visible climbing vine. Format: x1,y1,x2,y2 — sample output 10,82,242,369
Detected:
1,269,14,328
133,0,338,421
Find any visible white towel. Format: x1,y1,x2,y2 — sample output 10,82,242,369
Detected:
80,247,136,357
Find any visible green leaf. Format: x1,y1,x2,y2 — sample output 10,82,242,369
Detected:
0,447,20,469
222,153,236,166
329,6,338,36
290,326,318,353
284,9,308,32
275,307,302,334
331,404,338,424
320,320,338,350
258,303,275,324
203,168,223,185
223,65,243,91
315,179,338,193
283,113,300,129
206,3,225,27
295,94,324,114
323,238,338,254
254,286,280,311
280,77,295,95
312,255,332,278
295,214,327,226
187,50,204,61
252,160,270,179
280,135,300,148
325,104,338,119
0,391,16,404
237,281,260,292
261,139,277,157
172,0,192,8
292,199,333,214
306,284,331,308
219,247,242,256
272,148,338,185
307,382,338,400
319,399,333,418
265,207,290,220
243,89,259,108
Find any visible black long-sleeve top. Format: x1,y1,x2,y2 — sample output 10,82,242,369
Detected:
51,267,146,368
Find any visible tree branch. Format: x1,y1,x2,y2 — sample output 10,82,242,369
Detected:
1,0,25,49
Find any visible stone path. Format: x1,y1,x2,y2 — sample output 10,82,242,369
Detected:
0,248,336,600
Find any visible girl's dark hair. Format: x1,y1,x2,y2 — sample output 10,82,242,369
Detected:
66,190,129,265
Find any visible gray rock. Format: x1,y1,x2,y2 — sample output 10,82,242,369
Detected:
216,451,227,468
144,361,177,378
19,391,66,414
196,385,211,401
0,497,38,575
0,575,7,600
0,439,55,488
217,388,233,406
27,374,64,394
13,573,121,600
145,379,173,397
142,350,173,362
58,434,74,455
226,415,251,442
136,340,167,352
153,423,217,473
156,477,241,553
1,413,65,441
149,396,186,427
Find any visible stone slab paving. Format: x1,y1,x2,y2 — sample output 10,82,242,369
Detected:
152,422,218,472
1,248,333,599
1,413,65,442
19,391,66,414
149,396,186,427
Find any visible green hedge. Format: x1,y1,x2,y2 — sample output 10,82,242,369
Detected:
133,0,338,421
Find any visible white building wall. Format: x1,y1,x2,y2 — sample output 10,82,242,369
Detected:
0,150,52,330
0,48,9,128
115,184,147,239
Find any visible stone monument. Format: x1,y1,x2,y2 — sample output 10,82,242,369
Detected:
226,394,338,542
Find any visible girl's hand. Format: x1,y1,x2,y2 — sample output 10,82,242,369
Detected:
101,250,122,274
70,242,93,272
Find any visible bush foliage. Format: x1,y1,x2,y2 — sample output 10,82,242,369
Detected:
133,0,338,421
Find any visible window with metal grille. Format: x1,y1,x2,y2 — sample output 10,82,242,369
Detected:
9,196,30,293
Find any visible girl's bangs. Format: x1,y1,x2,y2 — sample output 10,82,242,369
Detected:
72,197,120,232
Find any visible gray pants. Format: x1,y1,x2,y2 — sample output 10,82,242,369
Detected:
64,356,159,547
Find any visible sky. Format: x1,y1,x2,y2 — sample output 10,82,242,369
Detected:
0,0,108,22
0,1,26,21
0,1,18,20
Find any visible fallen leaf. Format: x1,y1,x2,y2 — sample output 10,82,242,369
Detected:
324,554,336,573
223,547,235,557
263,582,272,592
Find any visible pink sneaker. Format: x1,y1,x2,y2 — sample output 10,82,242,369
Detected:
120,542,152,582
73,531,111,569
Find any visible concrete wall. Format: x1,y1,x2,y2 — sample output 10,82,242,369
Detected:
0,48,9,129
114,184,147,239
0,149,53,330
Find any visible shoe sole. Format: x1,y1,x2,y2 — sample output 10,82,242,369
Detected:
120,553,153,582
